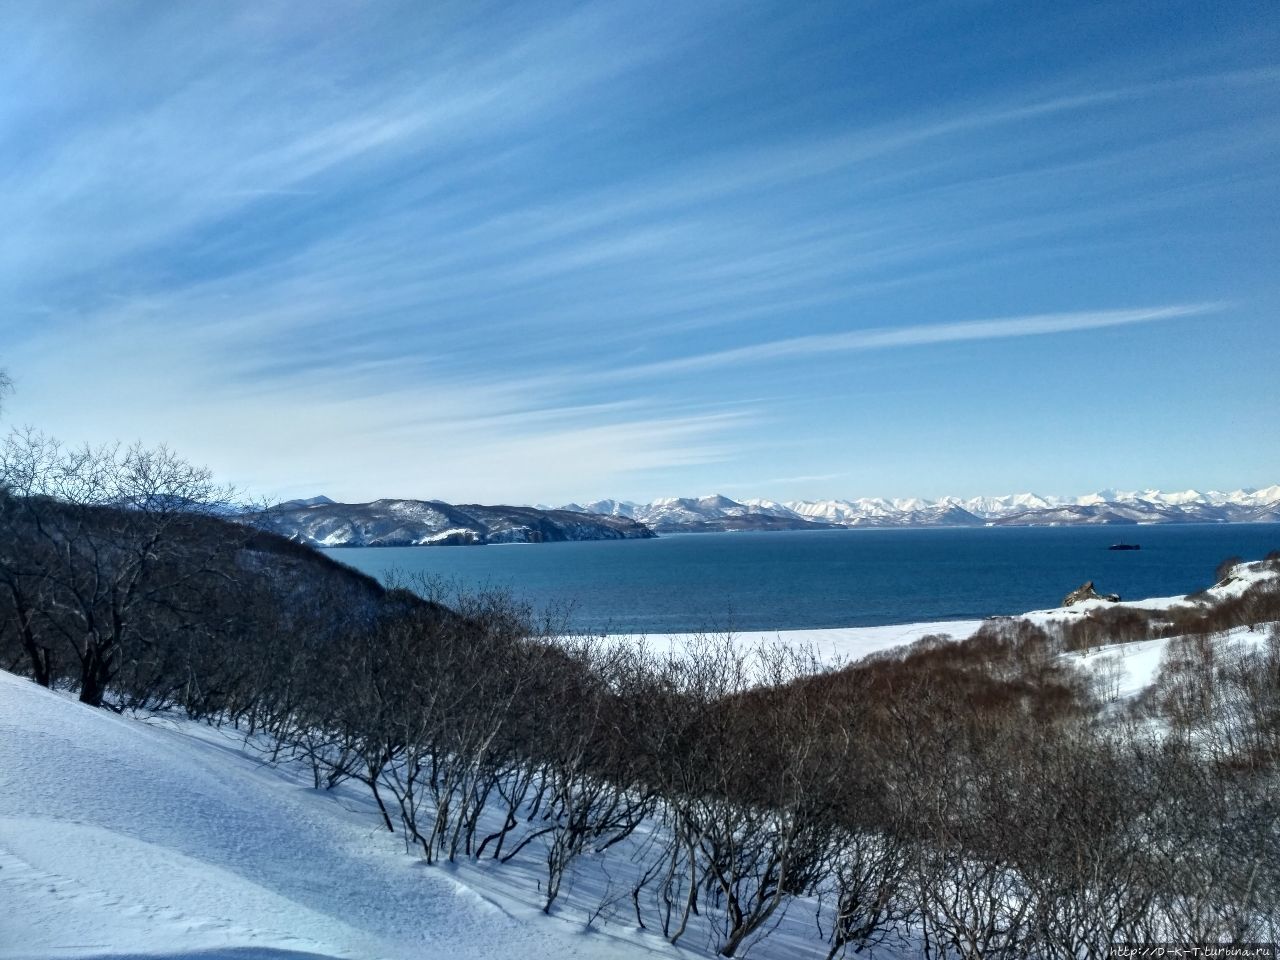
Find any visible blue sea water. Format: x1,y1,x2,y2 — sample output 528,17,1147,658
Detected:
323,524,1280,635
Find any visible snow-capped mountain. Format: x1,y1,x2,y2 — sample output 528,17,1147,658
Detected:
272,494,337,510
561,486,1280,532
572,495,835,533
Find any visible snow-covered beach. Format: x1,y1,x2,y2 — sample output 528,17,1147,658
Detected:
614,619,987,669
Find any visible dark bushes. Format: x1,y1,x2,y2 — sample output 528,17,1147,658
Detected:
1048,572,1280,656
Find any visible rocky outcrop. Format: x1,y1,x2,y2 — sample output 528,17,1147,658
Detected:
1062,580,1121,606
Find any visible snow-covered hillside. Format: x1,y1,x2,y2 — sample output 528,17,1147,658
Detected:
0,672,685,960
1025,559,1280,696
256,498,657,547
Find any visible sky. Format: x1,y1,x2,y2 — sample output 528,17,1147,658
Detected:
2,0,1278,506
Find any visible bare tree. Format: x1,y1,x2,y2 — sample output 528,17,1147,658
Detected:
0,431,236,705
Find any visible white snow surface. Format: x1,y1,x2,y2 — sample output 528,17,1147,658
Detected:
1057,623,1275,702
620,620,986,668
0,672,686,960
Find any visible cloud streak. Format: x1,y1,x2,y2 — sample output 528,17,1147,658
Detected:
1,3,1276,501
602,304,1222,381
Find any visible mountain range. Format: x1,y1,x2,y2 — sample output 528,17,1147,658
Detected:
259,486,1280,546
558,486,1280,532
256,497,655,547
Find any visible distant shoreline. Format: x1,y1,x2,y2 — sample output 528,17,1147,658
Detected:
314,517,1279,547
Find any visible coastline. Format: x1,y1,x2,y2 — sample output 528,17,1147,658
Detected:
614,558,1279,672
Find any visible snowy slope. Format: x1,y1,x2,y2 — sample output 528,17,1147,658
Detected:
0,673,683,960
1020,561,1280,699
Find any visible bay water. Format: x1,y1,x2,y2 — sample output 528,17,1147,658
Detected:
324,523,1280,635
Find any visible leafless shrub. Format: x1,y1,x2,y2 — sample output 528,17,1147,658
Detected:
1057,606,1156,653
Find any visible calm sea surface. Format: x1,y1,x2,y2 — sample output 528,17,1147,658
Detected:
323,524,1280,634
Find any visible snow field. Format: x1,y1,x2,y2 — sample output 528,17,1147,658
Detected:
0,670,701,960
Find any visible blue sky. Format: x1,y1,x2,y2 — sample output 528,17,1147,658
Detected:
2,1,1277,504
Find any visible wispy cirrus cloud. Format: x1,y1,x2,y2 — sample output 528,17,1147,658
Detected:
1,2,1277,501
599,304,1223,381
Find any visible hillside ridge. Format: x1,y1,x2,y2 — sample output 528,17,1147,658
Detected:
256,497,656,547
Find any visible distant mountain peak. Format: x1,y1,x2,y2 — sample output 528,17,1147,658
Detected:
273,494,335,510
